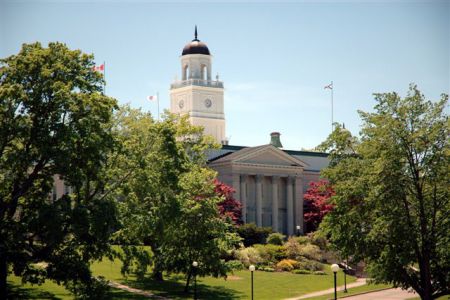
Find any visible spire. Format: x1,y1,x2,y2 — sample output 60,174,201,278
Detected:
194,25,198,41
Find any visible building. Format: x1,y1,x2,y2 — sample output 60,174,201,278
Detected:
170,28,329,235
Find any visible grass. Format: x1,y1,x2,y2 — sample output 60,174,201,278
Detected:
92,257,358,299
304,283,392,300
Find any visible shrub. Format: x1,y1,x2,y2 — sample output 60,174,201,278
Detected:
313,271,326,275
292,269,312,275
276,259,298,272
259,266,275,272
283,237,303,259
297,258,324,271
267,233,285,245
235,247,263,267
294,236,310,245
237,223,272,246
225,260,244,271
308,232,328,250
253,244,286,264
299,244,322,261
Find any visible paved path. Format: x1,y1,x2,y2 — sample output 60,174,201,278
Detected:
108,280,171,299
341,288,417,299
285,278,367,300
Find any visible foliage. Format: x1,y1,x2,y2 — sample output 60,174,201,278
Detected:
299,244,323,261
292,269,312,275
236,223,273,247
276,259,298,272
0,42,117,298
253,244,286,265
303,180,335,233
259,266,275,272
234,247,263,267
296,258,324,271
283,237,303,260
225,260,244,271
320,85,449,299
108,107,241,291
214,179,242,225
267,233,286,245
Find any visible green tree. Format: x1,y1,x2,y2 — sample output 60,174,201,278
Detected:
110,106,240,290
320,85,449,299
0,42,118,298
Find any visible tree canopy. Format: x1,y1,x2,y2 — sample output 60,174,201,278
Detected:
320,85,449,299
0,42,118,298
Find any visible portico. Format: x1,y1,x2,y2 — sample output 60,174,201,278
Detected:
209,144,307,235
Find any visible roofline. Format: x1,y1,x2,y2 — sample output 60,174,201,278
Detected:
221,144,329,157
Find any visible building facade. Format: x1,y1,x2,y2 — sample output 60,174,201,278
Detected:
171,29,329,235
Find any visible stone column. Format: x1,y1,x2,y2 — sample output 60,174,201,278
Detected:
271,176,279,232
240,175,247,223
287,176,294,236
255,174,263,227
295,176,304,234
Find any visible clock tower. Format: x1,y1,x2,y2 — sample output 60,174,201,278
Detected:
170,27,226,144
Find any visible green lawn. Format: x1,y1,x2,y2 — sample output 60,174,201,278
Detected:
90,257,358,299
304,283,392,300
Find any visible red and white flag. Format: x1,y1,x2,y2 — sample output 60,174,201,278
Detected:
324,82,333,90
147,95,157,101
93,64,105,72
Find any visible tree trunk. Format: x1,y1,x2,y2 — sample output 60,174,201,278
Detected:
0,252,7,300
184,269,192,293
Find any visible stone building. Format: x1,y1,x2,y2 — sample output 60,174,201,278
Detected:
170,29,329,235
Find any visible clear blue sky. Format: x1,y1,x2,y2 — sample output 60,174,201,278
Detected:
1,0,449,150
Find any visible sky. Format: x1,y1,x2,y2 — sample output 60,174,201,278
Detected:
1,0,449,150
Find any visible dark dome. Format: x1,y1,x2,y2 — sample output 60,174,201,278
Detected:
182,39,210,56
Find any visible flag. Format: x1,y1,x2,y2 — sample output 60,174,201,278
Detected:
93,64,104,72
324,82,333,90
147,95,157,101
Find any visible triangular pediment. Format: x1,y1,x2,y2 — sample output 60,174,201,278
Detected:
212,144,309,168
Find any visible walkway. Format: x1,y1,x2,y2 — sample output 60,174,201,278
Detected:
341,288,417,299
108,280,171,299
285,278,367,300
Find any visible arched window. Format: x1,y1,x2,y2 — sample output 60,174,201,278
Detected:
183,64,189,80
201,64,207,81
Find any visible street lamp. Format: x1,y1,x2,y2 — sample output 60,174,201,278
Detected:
192,261,198,300
343,260,348,293
296,225,301,236
249,265,255,300
331,264,340,300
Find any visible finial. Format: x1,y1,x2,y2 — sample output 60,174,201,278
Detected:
194,25,198,41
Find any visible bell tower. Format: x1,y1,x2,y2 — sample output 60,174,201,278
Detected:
170,26,226,144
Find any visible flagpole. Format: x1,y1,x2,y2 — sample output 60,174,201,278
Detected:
103,61,106,95
157,92,160,122
331,80,334,132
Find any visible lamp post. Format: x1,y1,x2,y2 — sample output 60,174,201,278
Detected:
343,260,348,293
296,225,301,236
331,263,340,300
249,265,255,300
192,261,198,300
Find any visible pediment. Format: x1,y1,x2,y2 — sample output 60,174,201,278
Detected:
213,145,309,168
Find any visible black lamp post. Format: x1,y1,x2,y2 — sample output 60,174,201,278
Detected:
296,225,301,236
343,260,348,293
192,261,198,300
249,265,255,300
331,263,340,300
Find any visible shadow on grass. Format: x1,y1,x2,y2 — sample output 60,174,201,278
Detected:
7,282,60,299
125,275,244,300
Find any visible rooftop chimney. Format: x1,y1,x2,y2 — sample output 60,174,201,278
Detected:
270,132,283,148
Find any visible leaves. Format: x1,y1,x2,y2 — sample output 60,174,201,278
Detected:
319,84,449,299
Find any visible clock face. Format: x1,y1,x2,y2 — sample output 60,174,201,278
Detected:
204,98,212,108
178,99,184,109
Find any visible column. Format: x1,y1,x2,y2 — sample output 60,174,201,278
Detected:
271,176,279,232
255,175,263,227
287,176,294,236
295,176,304,234
240,175,247,223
